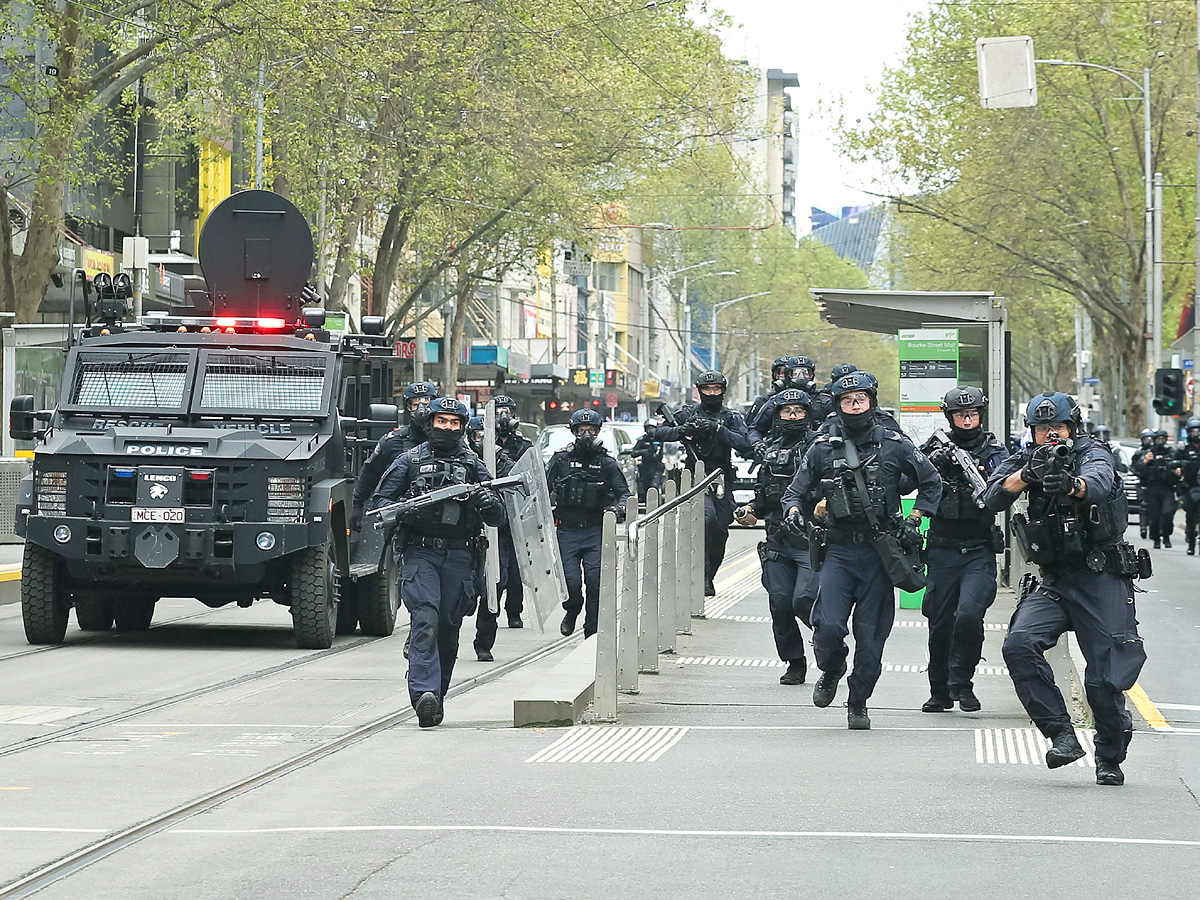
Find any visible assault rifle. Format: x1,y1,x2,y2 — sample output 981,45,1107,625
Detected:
929,430,989,508
368,474,527,531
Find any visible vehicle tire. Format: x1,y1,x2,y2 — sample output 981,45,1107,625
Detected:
356,556,399,637
21,542,68,644
75,595,114,631
113,597,155,630
290,539,338,649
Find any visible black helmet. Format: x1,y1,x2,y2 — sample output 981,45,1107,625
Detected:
1092,424,1111,440
830,363,858,382
1024,392,1080,434
941,385,988,415
570,409,603,431
1154,428,1169,439
467,415,485,433
1186,417,1200,430
830,371,877,400
493,394,516,410
771,356,790,377
793,355,817,382
403,381,437,403
774,388,811,412
695,370,728,390
428,396,469,425
1140,427,1155,440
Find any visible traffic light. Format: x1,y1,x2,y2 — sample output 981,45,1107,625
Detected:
590,398,602,407
545,399,559,411
1153,367,1185,415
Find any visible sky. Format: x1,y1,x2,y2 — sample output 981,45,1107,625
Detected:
717,0,933,230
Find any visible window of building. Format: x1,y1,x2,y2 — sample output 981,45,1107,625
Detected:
595,262,623,293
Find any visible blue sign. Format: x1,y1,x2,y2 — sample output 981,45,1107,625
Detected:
1184,359,1194,369
1082,376,1101,385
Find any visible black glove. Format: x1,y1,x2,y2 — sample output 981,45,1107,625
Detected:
1041,470,1074,495
1020,445,1049,483
350,503,363,532
465,484,499,510
695,417,718,437
751,440,767,462
929,447,953,470
679,420,701,438
607,504,627,524
899,516,924,554
783,509,805,538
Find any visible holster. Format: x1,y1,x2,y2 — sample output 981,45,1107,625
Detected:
807,524,828,571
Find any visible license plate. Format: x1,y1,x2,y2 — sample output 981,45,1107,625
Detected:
132,507,184,523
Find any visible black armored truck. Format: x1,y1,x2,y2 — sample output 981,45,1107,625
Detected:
10,190,401,648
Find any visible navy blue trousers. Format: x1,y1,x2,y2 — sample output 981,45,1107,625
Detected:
1002,571,1146,763
811,542,895,705
705,489,734,583
558,524,602,637
399,546,475,708
760,530,817,663
474,529,524,652
922,546,997,695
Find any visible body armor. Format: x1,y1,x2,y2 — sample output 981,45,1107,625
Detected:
402,446,480,536
554,457,608,511
823,437,887,527
1015,456,1129,569
760,441,802,515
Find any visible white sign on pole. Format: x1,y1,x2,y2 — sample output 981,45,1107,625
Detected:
977,36,1038,109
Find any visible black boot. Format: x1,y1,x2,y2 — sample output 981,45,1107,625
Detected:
921,695,953,712
704,579,716,597
812,662,847,708
1163,535,1172,548
415,692,440,728
779,659,807,685
1153,539,1161,549
847,704,871,730
476,648,494,662
1095,758,1125,786
957,687,982,712
560,611,578,636
508,614,524,628
1045,728,1086,769
1188,542,1195,556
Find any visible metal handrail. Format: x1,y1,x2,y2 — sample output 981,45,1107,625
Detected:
627,467,722,548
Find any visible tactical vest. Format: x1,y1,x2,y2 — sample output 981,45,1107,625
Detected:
760,441,802,512
936,449,991,522
1017,458,1128,567
555,457,608,511
822,434,888,527
402,446,480,536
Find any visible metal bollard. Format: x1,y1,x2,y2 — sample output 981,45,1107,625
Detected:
676,469,692,635
638,487,660,674
690,463,707,620
660,479,678,653
618,495,640,693
594,509,619,722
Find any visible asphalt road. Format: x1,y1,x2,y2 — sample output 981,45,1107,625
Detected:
0,526,1196,899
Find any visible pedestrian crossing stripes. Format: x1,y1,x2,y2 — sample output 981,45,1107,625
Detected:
975,728,1096,767
527,727,689,763
893,620,1008,631
0,706,95,726
709,614,772,623
677,658,1009,676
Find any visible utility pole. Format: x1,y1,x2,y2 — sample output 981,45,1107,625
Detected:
549,241,558,365
255,59,265,190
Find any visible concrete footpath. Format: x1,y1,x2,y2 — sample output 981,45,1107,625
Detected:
36,528,1199,900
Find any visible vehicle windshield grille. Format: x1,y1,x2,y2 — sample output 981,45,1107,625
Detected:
71,352,190,408
200,353,326,412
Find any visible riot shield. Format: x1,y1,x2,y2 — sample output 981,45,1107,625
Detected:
504,448,567,633
482,400,500,615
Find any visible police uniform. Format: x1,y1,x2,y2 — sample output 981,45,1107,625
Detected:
747,356,810,445
1132,429,1154,538
781,371,941,729
1176,419,1200,554
653,371,753,594
918,387,1007,713
547,410,631,637
628,427,666,502
984,392,1146,784
493,396,532,623
352,381,437,526
743,389,818,683
1132,431,1178,548
466,418,516,661
369,398,505,727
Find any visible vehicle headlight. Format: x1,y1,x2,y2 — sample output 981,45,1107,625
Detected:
256,531,276,551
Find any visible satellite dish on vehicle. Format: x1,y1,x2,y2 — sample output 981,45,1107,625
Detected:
197,189,314,318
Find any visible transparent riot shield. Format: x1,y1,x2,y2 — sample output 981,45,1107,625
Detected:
482,400,500,615
504,448,567,633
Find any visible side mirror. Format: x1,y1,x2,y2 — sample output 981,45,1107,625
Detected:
368,403,400,425
9,395,42,441
361,316,385,336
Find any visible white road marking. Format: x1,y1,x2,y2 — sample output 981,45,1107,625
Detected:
893,621,1008,631
190,733,295,757
677,658,1008,675
1153,704,1200,712
0,706,95,726
975,728,1095,767
708,614,772,623
121,724,354,729
166,824,1200,848
0,827,109,834
527,727,688,763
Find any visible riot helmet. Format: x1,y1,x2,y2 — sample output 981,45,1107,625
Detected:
695,370,728,413
770,356,790,387
1140,427,1155,447
1092,424,1112,443
467,415,485,454
644,420,658,438
570,408,603,453
1153,428,1169,446
792,355,817,390
402,380,438,432
1024,392,1080,445
427,396,469,454
773,388,811,439
829,363,858,384
493,394,517,420
941,385,987,444
1186,417,1200,443
831,371,877,436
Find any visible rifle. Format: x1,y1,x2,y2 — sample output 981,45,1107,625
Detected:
657,402,700,465
929,430,989,508
368,474,527,531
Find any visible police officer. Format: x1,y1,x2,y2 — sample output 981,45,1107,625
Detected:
547,409,631,637
351,380,437,531
733,388,817,685
1133,427,1155,538
782,371,941,730
748,356,819,445
1091,425,1128,473
653,370,753,596
919,387,1007,714
466,416,515,661
1176,418,1200,554
746,356,795,431
810,363,858,424
1133,428,1178,548
492,394,532,626
983,392,1146,785
369,397,506,728
627,420,666,503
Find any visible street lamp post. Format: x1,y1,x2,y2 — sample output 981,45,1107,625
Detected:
710,292,771,372
648,260,714,399
682,270,738,385
1036,58,1154,422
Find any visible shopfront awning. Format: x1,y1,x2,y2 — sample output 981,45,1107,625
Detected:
810,289,1004,332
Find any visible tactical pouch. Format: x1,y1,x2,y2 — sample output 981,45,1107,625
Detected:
937,482,963,520
1137,548,1153,579
873,531,927,592
987,524,1006,554
822,477,854,521
807,525,827,571
1012,513,1056,567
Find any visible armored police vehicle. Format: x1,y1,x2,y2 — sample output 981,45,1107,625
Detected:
10,190,401,648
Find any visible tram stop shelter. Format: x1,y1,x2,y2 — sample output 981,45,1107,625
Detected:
809,289,1010,444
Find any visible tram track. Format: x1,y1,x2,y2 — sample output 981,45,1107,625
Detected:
0,606,226,664
0,630,577,899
